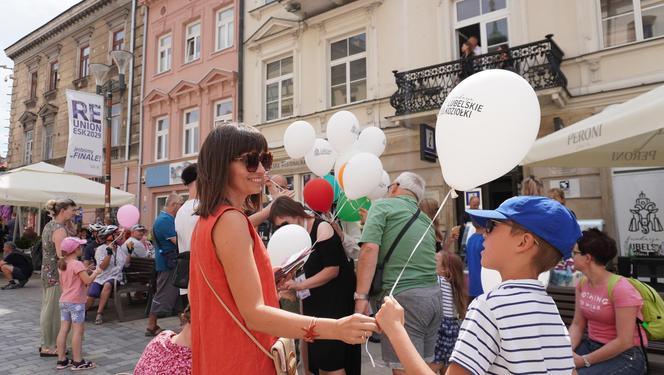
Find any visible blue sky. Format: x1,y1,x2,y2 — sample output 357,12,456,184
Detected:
0,0,82,158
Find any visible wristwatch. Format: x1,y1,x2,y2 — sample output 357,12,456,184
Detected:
582,354,591,368
353,292,368,301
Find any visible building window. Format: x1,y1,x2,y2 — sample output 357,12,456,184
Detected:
24,130,33,164
214,99,233,127
111,104,121,147
454,0,508,55
43,124,55,160
158,34,172,73
600,0,664,48
79,45,90,78
29,71,38,99
183,108,200,155
265,56,293,121
185,21,201,63
330,33,366,107
155,195,168,218
49,61,59,91
216,8,234,51
112,30,125,51
155,116,169,161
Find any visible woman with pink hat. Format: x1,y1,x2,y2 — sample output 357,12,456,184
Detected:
55,237,103,371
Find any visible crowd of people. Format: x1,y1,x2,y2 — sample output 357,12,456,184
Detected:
0,123,649,375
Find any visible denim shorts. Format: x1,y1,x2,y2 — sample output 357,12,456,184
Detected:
576,338,646,375
60,302,86,324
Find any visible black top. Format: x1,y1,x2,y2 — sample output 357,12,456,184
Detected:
3,250,32,279
302,218,356,319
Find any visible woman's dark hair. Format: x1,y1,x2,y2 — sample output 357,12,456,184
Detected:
196,124,268,218
577,228,617,266
268,196,313,224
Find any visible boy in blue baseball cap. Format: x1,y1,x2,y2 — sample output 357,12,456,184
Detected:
376,195,582,375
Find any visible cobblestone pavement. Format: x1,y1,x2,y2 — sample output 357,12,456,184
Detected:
0,276,389,375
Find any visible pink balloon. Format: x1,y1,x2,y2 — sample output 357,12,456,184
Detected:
117,204,140,228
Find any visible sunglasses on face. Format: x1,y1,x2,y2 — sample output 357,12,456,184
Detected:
485,219,510,234
235,151,273,172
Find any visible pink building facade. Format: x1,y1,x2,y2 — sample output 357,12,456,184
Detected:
140,0,239,224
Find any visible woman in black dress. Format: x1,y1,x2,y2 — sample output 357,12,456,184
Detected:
269,196,360,375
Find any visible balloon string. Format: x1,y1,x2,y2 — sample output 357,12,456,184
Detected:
388,190,455,297
365,339,377,368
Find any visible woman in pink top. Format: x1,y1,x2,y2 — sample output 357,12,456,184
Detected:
569,229,646,374
56,237,102,371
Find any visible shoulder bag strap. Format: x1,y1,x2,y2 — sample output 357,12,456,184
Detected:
379,208,421,269
197,263,274,360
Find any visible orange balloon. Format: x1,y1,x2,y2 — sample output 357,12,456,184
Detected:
338,162,348,190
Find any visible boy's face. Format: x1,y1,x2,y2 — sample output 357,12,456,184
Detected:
480,220,525,270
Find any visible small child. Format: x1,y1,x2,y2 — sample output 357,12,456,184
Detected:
377,196,582,374
134,307,192,375
56,237,102,370
433,250,468,374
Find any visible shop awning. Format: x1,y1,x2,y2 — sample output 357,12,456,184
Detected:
522,84,664,167
0,161,135,208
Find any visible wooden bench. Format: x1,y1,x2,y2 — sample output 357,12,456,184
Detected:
113,257,155,322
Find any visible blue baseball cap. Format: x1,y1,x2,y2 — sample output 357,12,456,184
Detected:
466,196,581,259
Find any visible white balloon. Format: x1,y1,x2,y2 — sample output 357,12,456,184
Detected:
267,224,312,267
327,111,360,153
367,171,390,200
333,144,360,184
357,127,387,156
343,152,383,200
435,69,540,191
284,121,316,159
481,267,550,292
305,139,337,177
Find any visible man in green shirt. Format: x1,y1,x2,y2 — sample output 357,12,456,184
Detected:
355,172,442,374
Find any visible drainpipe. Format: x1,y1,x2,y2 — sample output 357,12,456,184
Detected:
237,0,244,122
123,0,138,192
136,4,148,208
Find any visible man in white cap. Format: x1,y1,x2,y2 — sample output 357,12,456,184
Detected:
122,224,149,258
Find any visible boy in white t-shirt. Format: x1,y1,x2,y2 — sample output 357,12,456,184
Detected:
377,196,582,375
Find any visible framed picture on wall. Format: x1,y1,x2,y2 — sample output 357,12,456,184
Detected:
464,189,482,210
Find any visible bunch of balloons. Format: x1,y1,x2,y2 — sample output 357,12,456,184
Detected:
283,110,390,220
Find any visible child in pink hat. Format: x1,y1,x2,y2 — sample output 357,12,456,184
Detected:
55,237,103,371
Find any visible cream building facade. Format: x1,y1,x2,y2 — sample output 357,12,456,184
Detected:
5,0,144,221
243,0,664,246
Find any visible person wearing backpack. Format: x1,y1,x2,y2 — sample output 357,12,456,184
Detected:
569,229,647,374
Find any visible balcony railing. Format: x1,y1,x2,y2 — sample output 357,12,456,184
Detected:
390,34,567,116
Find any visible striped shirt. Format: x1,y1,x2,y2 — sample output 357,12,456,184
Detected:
439,276,456,318
449,279,574,375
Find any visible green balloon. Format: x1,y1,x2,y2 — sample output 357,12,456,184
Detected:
336,194,371,222
323,174,342,203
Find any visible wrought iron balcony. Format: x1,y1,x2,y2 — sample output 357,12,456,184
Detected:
390,35,567,116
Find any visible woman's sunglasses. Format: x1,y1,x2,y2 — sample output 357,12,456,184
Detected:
235,151,273,172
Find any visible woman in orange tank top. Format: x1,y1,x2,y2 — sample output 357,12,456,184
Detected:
189,124,378,374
